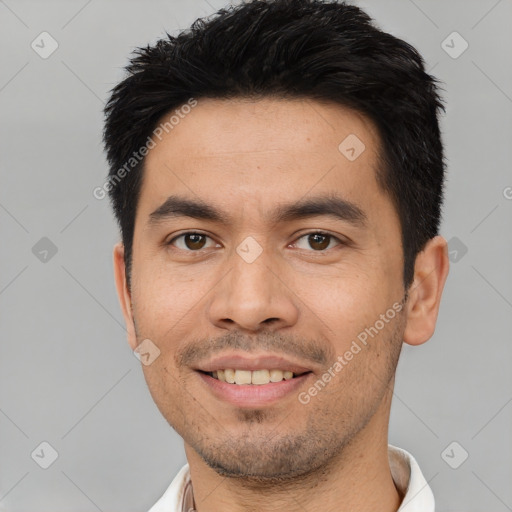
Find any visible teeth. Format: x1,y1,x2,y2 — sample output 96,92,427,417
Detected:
210,368,301,384
269,369,284,382
251,369,270,385
235,370,252,385
224,369,236,383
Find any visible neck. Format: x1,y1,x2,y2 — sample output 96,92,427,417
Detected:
184,388,403,512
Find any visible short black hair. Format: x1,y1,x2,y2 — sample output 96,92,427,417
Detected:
103,0,445,291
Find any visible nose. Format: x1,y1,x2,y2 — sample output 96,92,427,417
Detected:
206,241,300,333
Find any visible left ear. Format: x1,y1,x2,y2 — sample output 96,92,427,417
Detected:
403,235,450,346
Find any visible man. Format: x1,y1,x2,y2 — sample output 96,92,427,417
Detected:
102,0,449,510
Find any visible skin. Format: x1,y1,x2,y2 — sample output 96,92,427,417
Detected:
113,97,449,512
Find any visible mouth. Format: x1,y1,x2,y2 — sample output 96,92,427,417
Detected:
196,368,314,408
193,353,316,407
200,368,312,385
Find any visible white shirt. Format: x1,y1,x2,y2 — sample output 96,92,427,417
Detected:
148,444,435,512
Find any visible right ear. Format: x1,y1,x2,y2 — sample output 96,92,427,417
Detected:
113,242,138,351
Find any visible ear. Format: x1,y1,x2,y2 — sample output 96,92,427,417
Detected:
403,235,450,346
113,242,138,351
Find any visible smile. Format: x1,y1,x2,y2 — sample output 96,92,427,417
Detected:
197,369,313,407
207,369,309,385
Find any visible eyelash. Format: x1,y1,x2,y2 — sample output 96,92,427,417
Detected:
166,231,346,253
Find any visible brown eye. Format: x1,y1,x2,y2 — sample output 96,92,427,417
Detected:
294,232,342,251
184,234,206,250
168,233,215,251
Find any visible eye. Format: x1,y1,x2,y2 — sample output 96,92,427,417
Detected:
292,231,343,251
167,232,218,251
166,230,345,253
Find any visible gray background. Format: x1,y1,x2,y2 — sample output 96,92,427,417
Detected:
0,0,511,510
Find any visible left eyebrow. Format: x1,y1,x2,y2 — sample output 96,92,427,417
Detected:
148,193,368,228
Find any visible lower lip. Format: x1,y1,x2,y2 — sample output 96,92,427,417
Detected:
197,371,312,408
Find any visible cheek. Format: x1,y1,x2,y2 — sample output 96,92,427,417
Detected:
140,359,185,431
302,264,402,362
307,269,379,329
133,263,201,331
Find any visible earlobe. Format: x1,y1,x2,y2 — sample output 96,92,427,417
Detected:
113,242,138,350
403,235,450,346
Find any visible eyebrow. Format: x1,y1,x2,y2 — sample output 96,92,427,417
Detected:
148,193,368,228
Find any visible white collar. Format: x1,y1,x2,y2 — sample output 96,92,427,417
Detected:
148,444,435,512
389,445,435,511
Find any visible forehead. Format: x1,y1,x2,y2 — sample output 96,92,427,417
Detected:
137,97,393,229
147,97,380,160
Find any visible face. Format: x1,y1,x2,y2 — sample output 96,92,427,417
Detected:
114,97,428,480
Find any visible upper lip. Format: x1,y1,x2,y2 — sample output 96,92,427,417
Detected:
193,353,314,374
